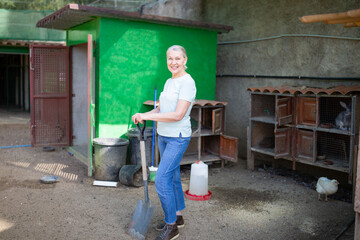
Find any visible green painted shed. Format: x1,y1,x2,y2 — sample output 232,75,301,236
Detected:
35,4,232,175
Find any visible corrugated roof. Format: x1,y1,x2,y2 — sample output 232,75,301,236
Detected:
0,40,65,47
143,99,227,107
247,85,360,95
36,4,233,33
193,99,227,106
300,8,360,28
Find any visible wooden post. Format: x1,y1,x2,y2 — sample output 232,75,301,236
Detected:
354,128,360,239
272,159,279,169
356,213,360,240
247,126,254,170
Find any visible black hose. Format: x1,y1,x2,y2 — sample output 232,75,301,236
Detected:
333,217,355,240
216,74,360,81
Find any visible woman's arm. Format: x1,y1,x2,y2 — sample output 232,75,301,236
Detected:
131,106,159,124
132,99,191,124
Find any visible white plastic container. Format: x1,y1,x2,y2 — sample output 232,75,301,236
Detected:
189,161,208,196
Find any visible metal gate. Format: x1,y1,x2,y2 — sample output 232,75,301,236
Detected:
30,45,70,146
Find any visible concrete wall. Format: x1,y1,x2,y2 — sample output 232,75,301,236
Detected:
144,0,360,158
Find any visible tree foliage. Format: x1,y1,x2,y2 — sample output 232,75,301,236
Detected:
0,0,96,11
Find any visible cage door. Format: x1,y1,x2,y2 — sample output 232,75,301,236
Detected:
297,97,317,126
212,108,223,134
276,96,293,126
220,135,238,162
30,45,70,146
274,128,291,158
296,129,314,161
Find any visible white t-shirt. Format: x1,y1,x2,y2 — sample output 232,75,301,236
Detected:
157,74,196,137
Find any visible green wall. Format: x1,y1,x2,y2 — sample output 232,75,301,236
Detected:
98,18,218,138
67,19,99,46
67,17,218,139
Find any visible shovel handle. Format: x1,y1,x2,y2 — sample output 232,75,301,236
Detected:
140,140,147,182
136,122,146,141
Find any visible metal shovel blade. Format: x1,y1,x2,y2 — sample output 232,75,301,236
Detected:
128,122,155,240
128,198,155,240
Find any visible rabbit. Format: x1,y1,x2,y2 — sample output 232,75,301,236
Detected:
335,101,351,131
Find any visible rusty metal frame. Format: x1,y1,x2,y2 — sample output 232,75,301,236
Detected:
30,44,70,147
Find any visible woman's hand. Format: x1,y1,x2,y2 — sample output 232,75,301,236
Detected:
131,113,144,124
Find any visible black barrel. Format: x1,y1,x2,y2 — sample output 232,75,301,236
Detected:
126,127,153,167
93,138,129,181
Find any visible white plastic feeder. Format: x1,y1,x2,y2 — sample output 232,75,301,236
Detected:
186,161,212,201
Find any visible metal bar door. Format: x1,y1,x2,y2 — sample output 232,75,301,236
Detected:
30,45,70,146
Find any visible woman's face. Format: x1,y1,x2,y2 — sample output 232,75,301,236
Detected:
167,50,187,78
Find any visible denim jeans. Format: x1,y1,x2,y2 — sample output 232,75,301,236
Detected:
155,134,191,224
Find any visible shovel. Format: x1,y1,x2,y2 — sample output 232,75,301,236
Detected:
128,121,155,240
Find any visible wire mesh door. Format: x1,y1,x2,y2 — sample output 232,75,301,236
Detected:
30,45,70,146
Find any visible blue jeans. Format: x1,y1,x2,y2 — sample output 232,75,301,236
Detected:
155,134,190,224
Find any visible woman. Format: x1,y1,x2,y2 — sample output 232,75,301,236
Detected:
132,45,196,240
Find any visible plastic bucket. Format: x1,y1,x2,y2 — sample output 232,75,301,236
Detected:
149,166,158,182
93,138,129,181
126,127,153,166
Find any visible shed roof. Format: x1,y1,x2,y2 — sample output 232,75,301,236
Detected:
300,8,360,28
0,39,65,47
36,4,233,33
143,99,228,107
247,85,360,95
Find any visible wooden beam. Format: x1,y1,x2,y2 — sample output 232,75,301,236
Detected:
300,8,360,23
348,9,360,18
325,17,360,24
343,23,358,28
300,12,348,23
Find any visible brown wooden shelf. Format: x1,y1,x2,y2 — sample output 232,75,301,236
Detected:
297,158,349,173
191,128,221,137
250,116,276,124
251,147,275,156
181,152,222,165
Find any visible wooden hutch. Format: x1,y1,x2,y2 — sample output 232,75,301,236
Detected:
247,85,360,182
144,99,238,167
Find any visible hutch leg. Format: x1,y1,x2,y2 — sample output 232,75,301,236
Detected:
272,159,279,169
355,213,360,240
292,158,296,171
247,126,254,170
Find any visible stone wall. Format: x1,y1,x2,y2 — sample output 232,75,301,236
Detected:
143,0,360,158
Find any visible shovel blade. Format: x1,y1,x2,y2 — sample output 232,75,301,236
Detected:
128,199,155,240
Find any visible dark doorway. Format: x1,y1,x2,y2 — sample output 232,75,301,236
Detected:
0,54,29,111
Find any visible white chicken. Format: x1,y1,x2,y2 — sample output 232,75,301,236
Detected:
316,177,339,201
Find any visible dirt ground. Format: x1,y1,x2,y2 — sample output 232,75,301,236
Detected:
0,109,356,240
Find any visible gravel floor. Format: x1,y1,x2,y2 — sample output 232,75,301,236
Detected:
0,110,355,240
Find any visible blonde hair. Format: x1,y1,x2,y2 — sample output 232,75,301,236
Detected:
167,45,188,69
